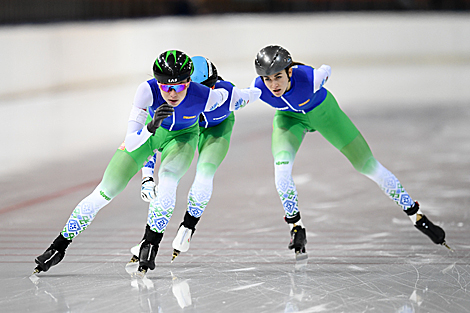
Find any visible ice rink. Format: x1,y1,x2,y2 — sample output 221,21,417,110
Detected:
1,13,470,313
1,83,470,312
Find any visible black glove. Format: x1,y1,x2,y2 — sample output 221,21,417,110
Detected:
147,103,174,134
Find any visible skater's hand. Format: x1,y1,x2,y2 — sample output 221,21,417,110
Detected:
141,177,156,202
147,103,174,134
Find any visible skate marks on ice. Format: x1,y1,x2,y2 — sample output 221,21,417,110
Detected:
89,263,470,312
2,227,470,313
10,223,470,313
2,104,470,312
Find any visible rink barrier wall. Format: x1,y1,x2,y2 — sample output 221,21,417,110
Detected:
1,12,470,105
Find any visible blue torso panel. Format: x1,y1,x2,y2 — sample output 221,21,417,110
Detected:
147,79,212,131
254,65,327,114
199,80,234,128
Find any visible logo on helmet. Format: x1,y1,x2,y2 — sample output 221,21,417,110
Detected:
167,78,178,83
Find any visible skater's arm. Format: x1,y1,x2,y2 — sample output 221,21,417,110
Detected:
313,64,331,93
204,88,229,112
125,82,154,152
229,86,262,111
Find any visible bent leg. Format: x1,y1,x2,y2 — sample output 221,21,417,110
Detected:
272,111,306,219
339,125,446,245
340,134,415,212
61,149,139,239
307,91,446,245
148,129,198,233
312,92,418,219
188,114,234,218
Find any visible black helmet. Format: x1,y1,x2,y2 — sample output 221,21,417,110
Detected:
254,45,292,76
190,56,218,88
153,50,194,84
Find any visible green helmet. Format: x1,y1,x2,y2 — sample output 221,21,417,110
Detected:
153,50,194,84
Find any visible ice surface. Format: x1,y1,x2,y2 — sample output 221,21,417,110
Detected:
1,64,470,313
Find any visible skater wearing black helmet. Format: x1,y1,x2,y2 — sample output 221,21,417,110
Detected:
253,45,451,260
33,50,229,276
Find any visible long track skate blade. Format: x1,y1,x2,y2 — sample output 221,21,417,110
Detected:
442,242,454,252
29,274,40,284
295,251,308,261
29,268,41,284
171,249,180,263
135,269,147,279
295,252,308,270
125,255,139,275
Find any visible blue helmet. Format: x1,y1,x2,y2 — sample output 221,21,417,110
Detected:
190,56,218,88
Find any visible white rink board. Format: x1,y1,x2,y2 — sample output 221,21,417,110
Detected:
1,13,469,102
1,13,470,177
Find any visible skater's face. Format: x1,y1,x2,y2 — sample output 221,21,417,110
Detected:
262,68,292,97
158,79,190,107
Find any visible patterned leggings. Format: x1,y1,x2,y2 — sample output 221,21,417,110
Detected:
61,123,198,239
272,91,414,221
143,113,235,222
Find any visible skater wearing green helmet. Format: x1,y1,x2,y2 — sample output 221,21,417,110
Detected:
33,50,229,276
130,56,261,270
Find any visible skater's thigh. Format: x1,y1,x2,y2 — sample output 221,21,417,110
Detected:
272,111,305,162
197,114,234,169
159,131,198,181
101,149,140,198
340,133,375,173
310,91,360,151
199,112,234,145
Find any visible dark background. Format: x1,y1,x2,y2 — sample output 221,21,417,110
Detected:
1,0,470,25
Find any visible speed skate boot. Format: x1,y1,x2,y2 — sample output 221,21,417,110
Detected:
408,201,452,250
125,238,144,275
171,211,200,262
137,225,164,278
33,234,72,274
285,213,308,261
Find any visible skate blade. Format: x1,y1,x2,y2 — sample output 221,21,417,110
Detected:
295,252,308,270
135,269,147,279
295,251,308,261
29,274,40,284
29,268,41,284
442,242,454,252
125,256,139,275
171,249,180,263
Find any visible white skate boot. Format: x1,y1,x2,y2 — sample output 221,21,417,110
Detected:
125,241,142,275
170,211,200,262
171,225,193,262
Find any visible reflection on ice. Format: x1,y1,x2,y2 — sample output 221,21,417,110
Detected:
409,289,424,307
131,276,154,290
396,288,427,313
171,271,193,309
14,248,470,313
30,276,71,313
29,273,40,285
